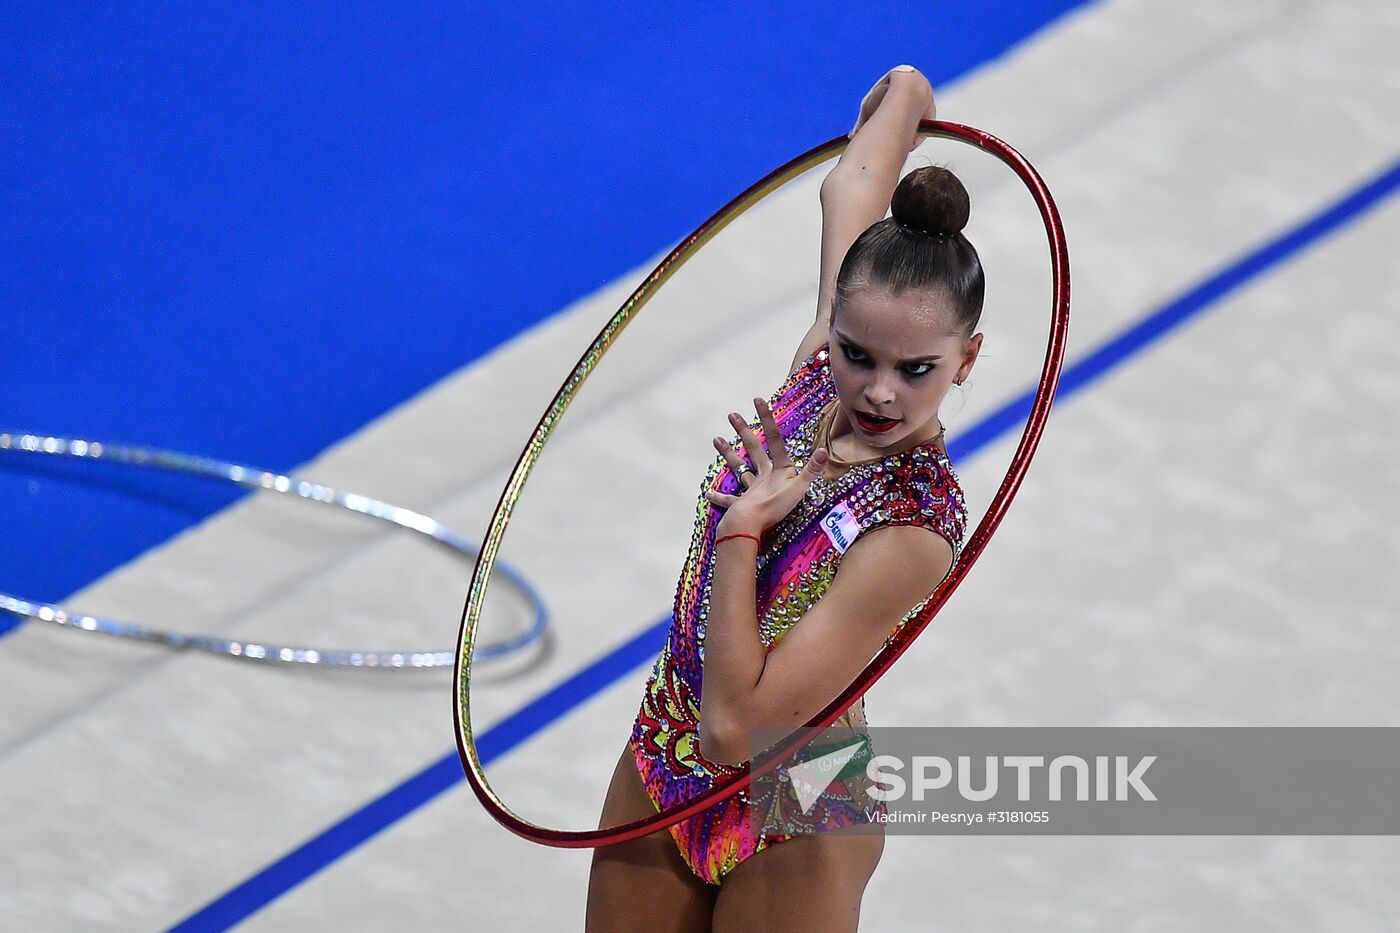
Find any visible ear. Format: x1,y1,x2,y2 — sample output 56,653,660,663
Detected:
956,332,984,383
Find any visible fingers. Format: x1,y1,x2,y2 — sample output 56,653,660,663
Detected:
713,434,754,487
703,487,737,509
709,398,794,516
727,410,768,474
731,398,790,472
911,97,935,150
851,72,892,138
752,397,792,471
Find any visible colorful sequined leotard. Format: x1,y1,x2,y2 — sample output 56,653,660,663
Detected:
627,342,969,886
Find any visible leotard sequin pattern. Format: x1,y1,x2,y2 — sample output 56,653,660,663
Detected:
627,343,968,885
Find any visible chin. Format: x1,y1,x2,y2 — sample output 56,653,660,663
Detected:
863,427,904,447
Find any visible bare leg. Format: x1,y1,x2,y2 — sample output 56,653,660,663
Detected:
710,824,885,933
585,742,716,933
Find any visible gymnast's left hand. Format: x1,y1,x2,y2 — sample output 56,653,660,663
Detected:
705,396,829,536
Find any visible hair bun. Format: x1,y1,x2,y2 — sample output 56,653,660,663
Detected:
890,165,970,237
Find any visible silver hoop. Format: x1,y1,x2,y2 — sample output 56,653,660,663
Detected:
0,432,549,669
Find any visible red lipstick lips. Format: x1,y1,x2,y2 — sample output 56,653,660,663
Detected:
853,409,900,434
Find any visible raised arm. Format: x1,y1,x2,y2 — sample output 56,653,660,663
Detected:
788,66,937,376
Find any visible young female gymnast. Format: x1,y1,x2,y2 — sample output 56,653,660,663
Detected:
586,64,984,932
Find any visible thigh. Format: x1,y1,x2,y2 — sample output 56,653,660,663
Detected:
585,741,716,933
711,824,885,933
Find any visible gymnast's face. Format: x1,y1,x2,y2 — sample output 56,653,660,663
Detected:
828,285,982,455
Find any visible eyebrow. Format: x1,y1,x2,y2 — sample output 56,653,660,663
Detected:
832,328,943,364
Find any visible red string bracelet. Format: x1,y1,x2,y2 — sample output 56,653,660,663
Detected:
715,531,761,547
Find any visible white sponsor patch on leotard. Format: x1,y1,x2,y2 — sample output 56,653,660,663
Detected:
819,503,862,554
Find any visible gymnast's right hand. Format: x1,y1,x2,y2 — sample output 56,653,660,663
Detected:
705,397,828,537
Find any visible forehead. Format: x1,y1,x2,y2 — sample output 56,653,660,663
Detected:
836,287,962,346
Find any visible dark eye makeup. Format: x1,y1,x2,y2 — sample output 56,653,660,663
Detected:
839,342,937,377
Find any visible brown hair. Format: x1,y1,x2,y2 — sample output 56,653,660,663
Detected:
833,165,985,335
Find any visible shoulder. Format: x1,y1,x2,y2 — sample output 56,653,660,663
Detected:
787,322,832,381
814,523,953,640
851,449,968,559
782,340,829,390
843,522,954,584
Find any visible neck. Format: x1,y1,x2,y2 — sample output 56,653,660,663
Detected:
821,403,944,476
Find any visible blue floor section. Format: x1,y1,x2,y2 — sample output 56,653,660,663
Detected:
1,2,1092,605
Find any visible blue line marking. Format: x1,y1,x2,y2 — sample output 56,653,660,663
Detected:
958,158,1400,455
168,156,1400,931
166,617,671,933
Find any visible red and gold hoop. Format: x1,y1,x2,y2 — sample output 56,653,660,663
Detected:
453,120,1071,848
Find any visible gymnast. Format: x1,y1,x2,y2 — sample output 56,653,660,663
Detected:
586,63,984,932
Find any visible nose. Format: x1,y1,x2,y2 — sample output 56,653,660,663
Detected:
863,373,897,408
